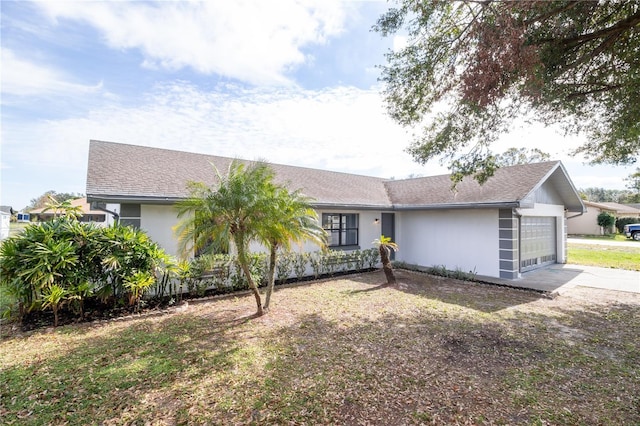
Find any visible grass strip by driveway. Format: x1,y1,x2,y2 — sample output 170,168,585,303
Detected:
568,243,640,270
1,270,639,425
569,234,631,242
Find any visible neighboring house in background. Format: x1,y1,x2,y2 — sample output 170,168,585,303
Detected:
596,202,640,219
29,197,108,225
0,210,10,240
86,140,585,280
567,201,640,235
567,201,617,235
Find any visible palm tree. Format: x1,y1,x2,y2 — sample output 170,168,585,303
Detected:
373,235,399,285
42,195,83,220
175,160,278,316
259,187,326,311
41,284,69,327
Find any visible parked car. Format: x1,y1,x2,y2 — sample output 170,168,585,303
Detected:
623,223,640,241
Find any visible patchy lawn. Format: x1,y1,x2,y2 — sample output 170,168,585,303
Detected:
567,243,640,271
569,234,631,242
1,270,639,425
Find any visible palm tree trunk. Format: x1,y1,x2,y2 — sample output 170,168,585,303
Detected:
235,235,264,316
380,246,396,285
52,305,59,327
264,242,278,311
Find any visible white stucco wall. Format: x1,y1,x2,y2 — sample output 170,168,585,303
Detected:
250,209,383,254
395,209,500,277
136,205,382,259
104,203,120,227
140,205,181,257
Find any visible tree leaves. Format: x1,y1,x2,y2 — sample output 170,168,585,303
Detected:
376,0,640,182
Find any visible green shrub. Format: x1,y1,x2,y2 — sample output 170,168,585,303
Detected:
616,216,639,233
276,251,295,284
0,217,168,325
292,253,309,279
597,211,615,233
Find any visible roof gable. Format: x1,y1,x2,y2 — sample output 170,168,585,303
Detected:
384,161,584,212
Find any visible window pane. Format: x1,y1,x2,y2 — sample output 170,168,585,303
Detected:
344,214,358,228
328,230,340,246
345,229,358,245
323,213,359,246
120,204,141,217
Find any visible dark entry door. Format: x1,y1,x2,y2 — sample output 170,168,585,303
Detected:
381,213,395,260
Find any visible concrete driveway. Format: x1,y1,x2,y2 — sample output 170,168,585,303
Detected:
480,264,640,294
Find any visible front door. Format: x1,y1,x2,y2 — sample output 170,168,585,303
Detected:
381,213,396,260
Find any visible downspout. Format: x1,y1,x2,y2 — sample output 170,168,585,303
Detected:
91,202,120,224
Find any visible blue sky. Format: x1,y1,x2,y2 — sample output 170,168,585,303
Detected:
1,0,635,210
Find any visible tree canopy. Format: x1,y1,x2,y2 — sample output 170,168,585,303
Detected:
579,186,639,204
495,147,550,166
375,0,640,183
625,167,640,193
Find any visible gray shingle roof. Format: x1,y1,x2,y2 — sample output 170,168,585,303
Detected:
385,161,571,208
86,140,391,207
86,140,584,211
596,202,640,215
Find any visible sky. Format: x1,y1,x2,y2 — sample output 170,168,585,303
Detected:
1,0,636,210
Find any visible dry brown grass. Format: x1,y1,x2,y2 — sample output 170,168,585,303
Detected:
2,270,639,425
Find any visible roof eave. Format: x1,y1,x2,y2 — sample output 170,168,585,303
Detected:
87,195,522,211
86,194,183,205
393,201,521,211
312,202,393,211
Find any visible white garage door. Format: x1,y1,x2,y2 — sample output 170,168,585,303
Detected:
521,217,556,272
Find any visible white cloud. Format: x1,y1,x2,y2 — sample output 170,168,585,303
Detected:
36,0,350,85
2,81,633,209
1,82,436,206
1,48,102,96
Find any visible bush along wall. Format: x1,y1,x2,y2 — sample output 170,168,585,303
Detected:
1,217,379,328
0,217,168,326
157,248,380,301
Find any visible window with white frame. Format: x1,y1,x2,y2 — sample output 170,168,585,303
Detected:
322,213,359,247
